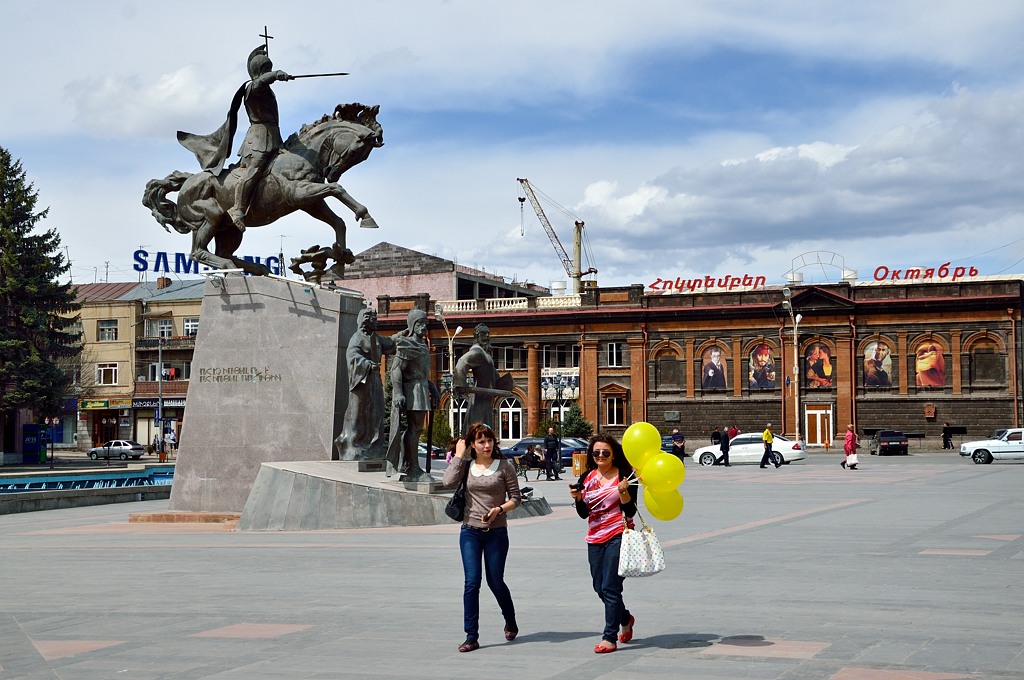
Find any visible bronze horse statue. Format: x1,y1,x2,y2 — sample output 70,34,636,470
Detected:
143,103,383,278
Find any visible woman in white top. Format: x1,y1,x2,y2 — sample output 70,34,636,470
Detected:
442,422,522,652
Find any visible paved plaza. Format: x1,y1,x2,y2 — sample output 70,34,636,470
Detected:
1,451,1023,679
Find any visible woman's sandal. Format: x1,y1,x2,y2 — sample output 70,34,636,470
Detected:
618,614,635,643
594,641,617,653
458,639,480,653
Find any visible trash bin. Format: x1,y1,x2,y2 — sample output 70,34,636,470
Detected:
159,450,167,463
572,453,588,476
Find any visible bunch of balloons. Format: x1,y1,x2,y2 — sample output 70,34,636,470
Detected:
622,422,685,521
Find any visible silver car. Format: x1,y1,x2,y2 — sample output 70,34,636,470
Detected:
692,432,806,466
88,440,146,460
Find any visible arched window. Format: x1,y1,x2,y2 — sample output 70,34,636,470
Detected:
549,398,573,423
498,397,523,442
450,397,468,439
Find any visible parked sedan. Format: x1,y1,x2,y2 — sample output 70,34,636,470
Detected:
87,440,146,460
692,432,806,466
960,428,1024,464
868,430,909,456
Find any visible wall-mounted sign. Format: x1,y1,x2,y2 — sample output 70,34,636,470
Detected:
873,263,979,283
79,400,108,410
133,249,281,276
132,398,188,409
648,274,767,293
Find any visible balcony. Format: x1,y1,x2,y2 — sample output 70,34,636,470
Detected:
134,380,190,397
137,335,196,351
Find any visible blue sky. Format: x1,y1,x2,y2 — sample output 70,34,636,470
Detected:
5,1,1024,291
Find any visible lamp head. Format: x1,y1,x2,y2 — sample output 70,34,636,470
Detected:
782,287,792,299
795,313,803,324
455,325,463,335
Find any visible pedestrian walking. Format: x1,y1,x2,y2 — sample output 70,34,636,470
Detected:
441,422,523,653
715,426,731,466
569,433,639,654
941,422,953,449
760,423,780,468
843,424,860,469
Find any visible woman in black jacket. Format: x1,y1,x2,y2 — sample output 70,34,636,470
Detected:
568,434,639,653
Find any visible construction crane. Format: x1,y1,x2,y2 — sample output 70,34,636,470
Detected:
517,178,597,294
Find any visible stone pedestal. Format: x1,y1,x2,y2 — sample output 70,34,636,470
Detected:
169,275,365,512
237,461,553,530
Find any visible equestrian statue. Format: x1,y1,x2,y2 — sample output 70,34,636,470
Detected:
143,44,383,279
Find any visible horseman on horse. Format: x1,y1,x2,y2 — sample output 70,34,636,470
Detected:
178,45,293,232
144,43,383,279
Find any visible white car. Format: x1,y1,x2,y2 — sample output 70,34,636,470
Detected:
959,429,1024,464
692,432,806,466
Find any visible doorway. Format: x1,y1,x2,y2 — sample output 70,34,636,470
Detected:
804,403,833,447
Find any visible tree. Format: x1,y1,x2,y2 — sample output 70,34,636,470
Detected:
559,403,593,439
0,147,81,449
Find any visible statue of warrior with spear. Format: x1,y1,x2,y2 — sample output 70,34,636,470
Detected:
177,36,350,232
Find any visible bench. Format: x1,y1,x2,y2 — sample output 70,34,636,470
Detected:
512,456,548,482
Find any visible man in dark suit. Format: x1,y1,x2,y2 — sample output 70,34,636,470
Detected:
544,427,561,480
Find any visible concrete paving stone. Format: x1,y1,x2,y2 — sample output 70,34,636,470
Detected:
1,454,1024,679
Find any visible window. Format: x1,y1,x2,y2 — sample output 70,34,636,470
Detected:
147,318,174,338
541,344,578,368
498,346,525,371
97,319,118,341
97,363,118,385
606,396,625,426
183,317,199,337
607,342,624,367
498,397,523,441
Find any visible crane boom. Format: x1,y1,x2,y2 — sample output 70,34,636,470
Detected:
517,178,573,279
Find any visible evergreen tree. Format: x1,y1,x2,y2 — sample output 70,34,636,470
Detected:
560,403,594,439
0,147,81,446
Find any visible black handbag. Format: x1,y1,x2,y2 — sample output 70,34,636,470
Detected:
445,459,471,521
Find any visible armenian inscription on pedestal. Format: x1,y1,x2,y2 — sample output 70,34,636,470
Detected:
169,275,364,513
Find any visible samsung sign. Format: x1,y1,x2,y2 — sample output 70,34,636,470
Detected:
133,249,281,276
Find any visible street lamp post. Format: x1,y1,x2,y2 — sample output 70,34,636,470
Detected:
782,289,803,442
434,303,463,441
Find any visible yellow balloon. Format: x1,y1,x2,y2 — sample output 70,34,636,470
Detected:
640,453,686,492
621,422,662,468
644,488,684,521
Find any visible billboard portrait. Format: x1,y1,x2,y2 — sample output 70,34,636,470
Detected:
700,345,728,390
915,341,946,387
804,343,834,388
863,341,893,387
748,343,776,389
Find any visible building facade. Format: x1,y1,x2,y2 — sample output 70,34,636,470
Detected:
376,276,1023,447
71,278,202,449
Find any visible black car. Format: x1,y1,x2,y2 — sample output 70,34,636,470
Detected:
869,430,909,455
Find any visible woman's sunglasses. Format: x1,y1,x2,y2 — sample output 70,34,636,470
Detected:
592,450,613,458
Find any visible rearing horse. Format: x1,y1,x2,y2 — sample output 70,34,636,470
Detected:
143,103,383,278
